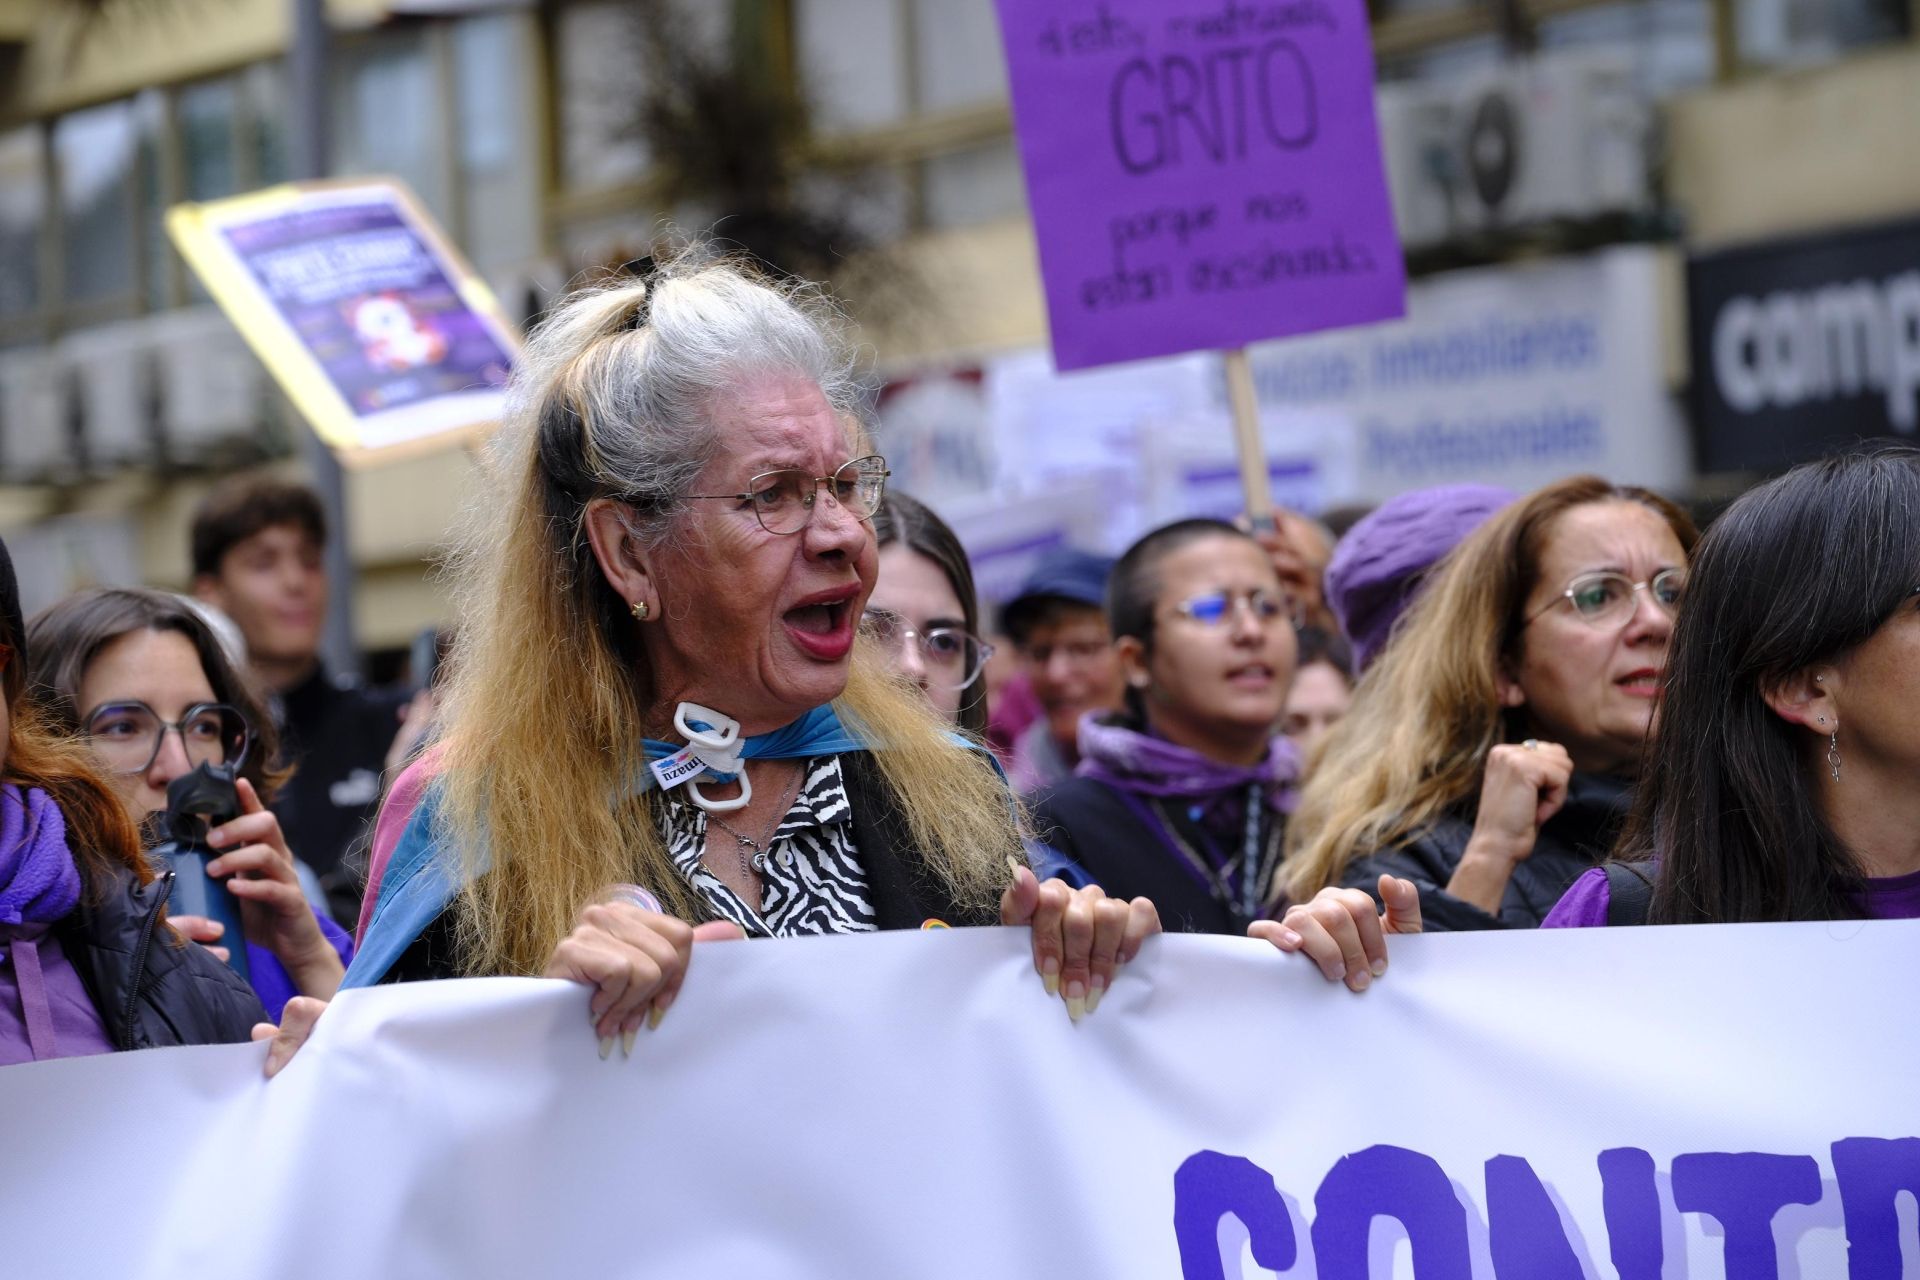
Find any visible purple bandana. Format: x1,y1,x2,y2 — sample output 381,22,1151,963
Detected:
0,786,80,928
1073,715,1300,814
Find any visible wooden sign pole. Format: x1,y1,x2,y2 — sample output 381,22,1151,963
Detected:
1223,347,1275,533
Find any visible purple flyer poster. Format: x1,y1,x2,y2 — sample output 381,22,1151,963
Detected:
169,181,521,459
993,0,1408,371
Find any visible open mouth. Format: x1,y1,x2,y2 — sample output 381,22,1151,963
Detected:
1226,663,1276,687
782,587,860,661
1615,667,1661,697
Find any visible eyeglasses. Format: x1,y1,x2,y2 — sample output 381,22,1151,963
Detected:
684,455,890,536
1171,589,1301,629
1527,568,1686,628
83,701,252,776
862,608,995,692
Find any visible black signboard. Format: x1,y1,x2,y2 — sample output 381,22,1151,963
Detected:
1689,217,1920,472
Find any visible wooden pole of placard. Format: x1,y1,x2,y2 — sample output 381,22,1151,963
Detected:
1222,347,1276,534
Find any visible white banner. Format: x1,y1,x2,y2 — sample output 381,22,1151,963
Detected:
7,924,1919,1278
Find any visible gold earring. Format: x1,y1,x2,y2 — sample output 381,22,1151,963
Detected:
631,600,650,622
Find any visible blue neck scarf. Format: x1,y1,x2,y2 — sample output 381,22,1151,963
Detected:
625,704,872,796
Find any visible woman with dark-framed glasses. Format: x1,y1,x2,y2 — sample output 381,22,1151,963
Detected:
26,588,350,1016
1026,519,1424,973
1548,446,1920,928
867,491,994,738
1280,475,1699,931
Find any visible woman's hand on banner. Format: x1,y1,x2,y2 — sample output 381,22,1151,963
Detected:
255,996,330,1078
1001,865,1160,1022
545,900,746,1060
1249,876,1422,992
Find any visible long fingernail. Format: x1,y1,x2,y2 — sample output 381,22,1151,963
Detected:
647,1004,666,1031
1371,958,1387,978
621,1029,637,1058
1065,981,1086,1023
1042,957,1060,997
598,1035,614,1060
1086,979,1106,1015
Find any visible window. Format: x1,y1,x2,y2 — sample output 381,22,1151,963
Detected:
554,0,651,189
455,11,541,271
0,129,45,322
54,102,140,307
179,78,239,200
909,0,1006,112
795,0,909,131
334,29,448,219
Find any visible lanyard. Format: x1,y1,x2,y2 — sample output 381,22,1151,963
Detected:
1147,783,1272,928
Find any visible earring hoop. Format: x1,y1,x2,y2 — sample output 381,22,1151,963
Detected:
1828,729,1842,784
631,600,651,622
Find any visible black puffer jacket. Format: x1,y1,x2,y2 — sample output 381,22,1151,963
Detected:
1339,772,1632,931
57,863,266,1050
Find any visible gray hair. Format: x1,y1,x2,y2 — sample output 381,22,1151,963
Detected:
509,255,863,550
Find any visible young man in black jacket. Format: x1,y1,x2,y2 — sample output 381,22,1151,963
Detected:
190,477,413,928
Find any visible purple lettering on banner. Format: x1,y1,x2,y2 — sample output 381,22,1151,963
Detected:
1485,1155,1584,1276
1832,1136,1920,1276
1671,1151,1822,1275
1171,1151,1296,1280
1598,1147,1665,1280
993,0,1407,371
1311,1144,1472,1280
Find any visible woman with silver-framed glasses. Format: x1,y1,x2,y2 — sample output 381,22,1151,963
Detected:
867,492,994,738
257,253,1168,1076
1026,519,1425,980
26,588,351,1016
1280,475,1699,932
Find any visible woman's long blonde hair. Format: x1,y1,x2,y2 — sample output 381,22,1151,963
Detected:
433,254,1021,976
1278,476,1697,903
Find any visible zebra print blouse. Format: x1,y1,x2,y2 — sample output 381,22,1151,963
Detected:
660,755,879,938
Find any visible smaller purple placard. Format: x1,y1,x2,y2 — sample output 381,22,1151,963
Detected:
993,0,1407,371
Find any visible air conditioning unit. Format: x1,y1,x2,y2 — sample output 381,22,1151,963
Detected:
1380,52,1653,250
0,346,73,481
149,308,271,460
60,318,158,470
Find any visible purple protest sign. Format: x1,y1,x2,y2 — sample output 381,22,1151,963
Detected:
994,0,1407,371
223,200,511,421
169,180,521,459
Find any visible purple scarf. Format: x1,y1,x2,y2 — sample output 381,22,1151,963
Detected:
0,785,84,1063
1072,715,1298,924
0,786,80,929
1074,715,1300,814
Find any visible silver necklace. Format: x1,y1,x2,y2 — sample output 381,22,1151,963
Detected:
706,762,804,879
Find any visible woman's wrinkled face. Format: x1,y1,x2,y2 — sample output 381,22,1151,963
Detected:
1132,535,1298,754
641,376,878,734
869,544,968,724
1507,501,1686,775
74,628,221,821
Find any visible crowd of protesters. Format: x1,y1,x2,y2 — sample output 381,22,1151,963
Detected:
3,251,1916,1073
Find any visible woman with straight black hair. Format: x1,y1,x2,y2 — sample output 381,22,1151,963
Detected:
1548,446,1920,926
